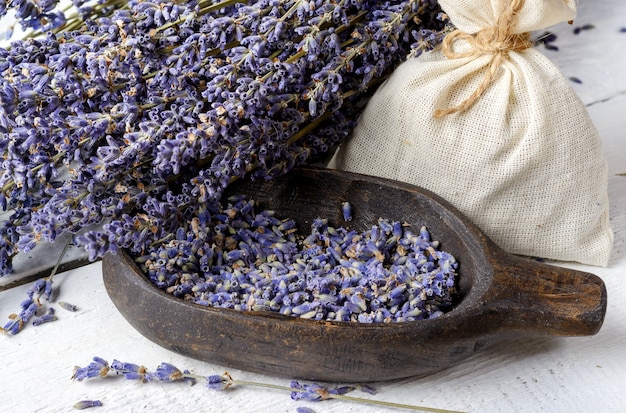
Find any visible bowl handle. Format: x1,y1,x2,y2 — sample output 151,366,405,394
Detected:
485,255,607,337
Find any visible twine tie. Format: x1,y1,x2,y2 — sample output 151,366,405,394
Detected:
434,0,532,118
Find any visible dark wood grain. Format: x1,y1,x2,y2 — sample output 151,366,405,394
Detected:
102,166,607,382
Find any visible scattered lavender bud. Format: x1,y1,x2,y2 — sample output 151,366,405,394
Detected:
148,362,184,382
573,24,595,34
290,381,355,401
569,77,583,84
535,31,559,51
296,407,317,413
110,360,148,381
32,308,58,326
206,373,234,390
342,202,352,222
59,301,79,312
73,400,103,410
72,357,109,381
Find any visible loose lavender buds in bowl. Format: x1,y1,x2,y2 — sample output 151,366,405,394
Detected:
134,194,459,323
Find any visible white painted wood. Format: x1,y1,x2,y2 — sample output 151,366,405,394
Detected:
2,1,625,412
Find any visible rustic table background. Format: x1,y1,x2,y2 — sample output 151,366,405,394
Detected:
1,1,625,412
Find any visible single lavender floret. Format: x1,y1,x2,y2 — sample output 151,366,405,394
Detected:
72,357,110,381
59,301,79,312
110,359,148,381
290,381,355,401
32,308,58,326
341,201,352,222
147,362,184,382
206,373,233,390
73,400,103,410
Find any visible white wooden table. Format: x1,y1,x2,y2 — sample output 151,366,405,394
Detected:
2,1,625,412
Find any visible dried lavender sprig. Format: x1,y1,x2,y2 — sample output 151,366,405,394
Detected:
1,237,71,334
72,357,467,413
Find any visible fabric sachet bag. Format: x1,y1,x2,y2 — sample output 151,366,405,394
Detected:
333,0,613,266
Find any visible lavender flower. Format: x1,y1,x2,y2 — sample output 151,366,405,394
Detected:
206,373,234,390
0,0,447,278
2,297,40,334
110,359,148,381
32,307,58,326
290,380,355,401
72,357,110,381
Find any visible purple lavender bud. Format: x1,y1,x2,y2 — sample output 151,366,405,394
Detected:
58,301,79,312
341,201,352,222
206,374,232,390
72,357,110,381
32,312,58,326
110,360,147,380
149,362,183,382
73,400,103,410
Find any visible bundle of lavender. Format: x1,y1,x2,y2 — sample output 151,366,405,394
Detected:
0,0,446,279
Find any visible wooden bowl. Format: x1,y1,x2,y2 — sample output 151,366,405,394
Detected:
102,166,607,382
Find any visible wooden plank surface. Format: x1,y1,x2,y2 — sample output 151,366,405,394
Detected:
1,1,625,412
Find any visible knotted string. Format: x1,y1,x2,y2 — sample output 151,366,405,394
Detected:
434,0,532,118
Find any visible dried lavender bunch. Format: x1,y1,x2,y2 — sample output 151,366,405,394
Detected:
0,0,446,276
72,356,465,412
135,196,458,323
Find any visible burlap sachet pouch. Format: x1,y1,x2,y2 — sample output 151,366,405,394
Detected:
333,0,613,266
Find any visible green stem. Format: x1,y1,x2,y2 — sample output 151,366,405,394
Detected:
47,236,73,284
231,379,467,413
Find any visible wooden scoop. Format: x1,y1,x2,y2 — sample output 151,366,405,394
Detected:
102,166,606,382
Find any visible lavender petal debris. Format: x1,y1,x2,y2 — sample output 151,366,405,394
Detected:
134,197,459,323
0,0,447,279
